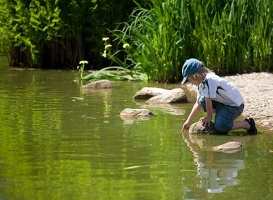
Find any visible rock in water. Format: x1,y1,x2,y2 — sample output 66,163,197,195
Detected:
213,141,243,153
120,108,153,119
82,79,113,89
189,121,217,134
134,87,188,103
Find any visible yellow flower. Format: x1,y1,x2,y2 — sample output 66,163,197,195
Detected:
123,43,130,49
79,60,88,65
102,37,109,41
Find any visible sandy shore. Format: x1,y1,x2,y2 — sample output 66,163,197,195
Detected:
186,72,273,131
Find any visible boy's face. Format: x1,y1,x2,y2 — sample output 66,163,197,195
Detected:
187,75,202,86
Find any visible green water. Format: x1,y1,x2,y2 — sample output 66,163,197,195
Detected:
0,58,273,200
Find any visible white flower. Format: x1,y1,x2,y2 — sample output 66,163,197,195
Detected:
123,43,130,49
105,44,112,49
102,50,107,58
102,37,109,41
79,60,88,65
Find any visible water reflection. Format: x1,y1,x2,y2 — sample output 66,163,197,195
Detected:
182,133,254,199
1,58,273,199
139,102,186,116
119,99,186,124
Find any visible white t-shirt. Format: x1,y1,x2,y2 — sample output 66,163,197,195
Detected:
197,73,244,107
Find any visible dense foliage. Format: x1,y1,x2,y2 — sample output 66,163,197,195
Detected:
104,0,273,82
0,0,141,69
0,0,273,82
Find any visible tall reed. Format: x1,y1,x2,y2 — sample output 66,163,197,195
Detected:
110,0,192,82
107,0,273,82
192,0,273,75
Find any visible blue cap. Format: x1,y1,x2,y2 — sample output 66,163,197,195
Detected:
181,58,204,84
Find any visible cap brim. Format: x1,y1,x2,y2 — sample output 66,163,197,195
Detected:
181,76,188,84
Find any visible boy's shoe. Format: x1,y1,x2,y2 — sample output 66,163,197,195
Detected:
244,118,257,135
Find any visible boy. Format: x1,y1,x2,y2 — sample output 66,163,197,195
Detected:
181,58,257,135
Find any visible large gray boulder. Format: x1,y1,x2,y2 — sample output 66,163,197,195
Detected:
82,79,113,89
134,87,187,103
189,121,217,134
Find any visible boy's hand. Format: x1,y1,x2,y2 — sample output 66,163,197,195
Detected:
182,120,191,132
199,116,211,127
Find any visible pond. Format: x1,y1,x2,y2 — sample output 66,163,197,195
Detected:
0,57,273,200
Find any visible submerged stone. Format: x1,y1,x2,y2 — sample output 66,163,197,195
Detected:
82,79,113,89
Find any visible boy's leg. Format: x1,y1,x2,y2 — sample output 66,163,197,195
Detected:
232,118,257,135
214,104,244,133
232,120,250,130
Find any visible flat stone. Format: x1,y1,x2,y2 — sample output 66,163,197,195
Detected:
134,87,187,103
82,79,113,89
120,108,153,119
134,87,169,99
213,141,243,153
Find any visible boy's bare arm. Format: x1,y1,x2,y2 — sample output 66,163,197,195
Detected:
182,100,201,131
200,98,213,126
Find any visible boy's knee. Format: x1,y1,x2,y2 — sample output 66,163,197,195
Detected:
214,122,231,133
